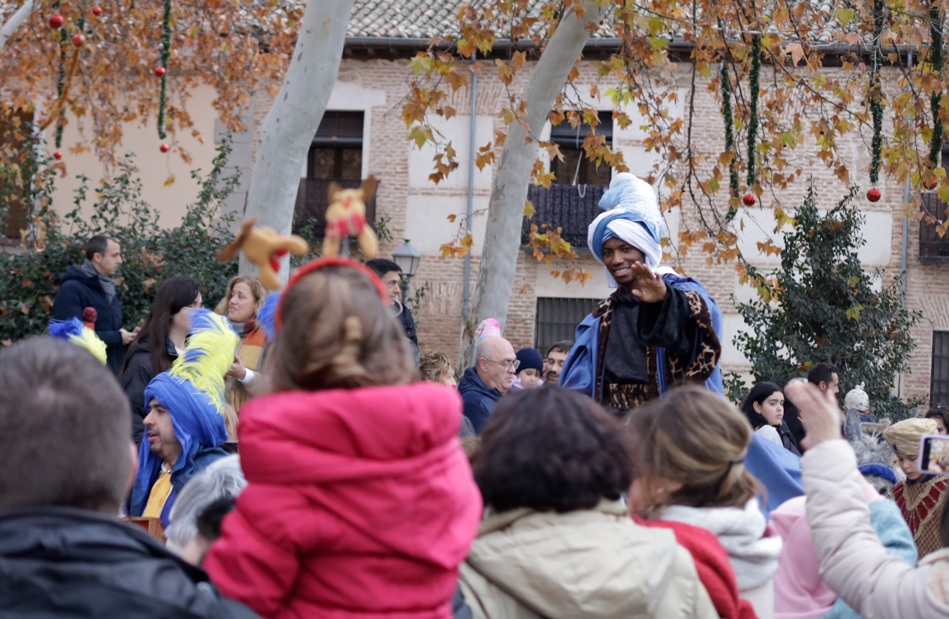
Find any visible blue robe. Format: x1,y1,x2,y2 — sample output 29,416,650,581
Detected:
560,273,803,517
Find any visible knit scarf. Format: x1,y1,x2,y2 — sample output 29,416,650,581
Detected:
229,324,266,412
229,319,258,339
660,499,783,592
79,259,116,305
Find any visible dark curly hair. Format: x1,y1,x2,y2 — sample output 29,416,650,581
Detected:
474,386,632,513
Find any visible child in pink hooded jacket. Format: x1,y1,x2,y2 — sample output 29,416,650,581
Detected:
204,258,482,619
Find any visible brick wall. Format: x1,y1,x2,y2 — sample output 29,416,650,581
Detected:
244,56,949,403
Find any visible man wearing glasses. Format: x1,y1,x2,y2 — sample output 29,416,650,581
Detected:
459,336,518,433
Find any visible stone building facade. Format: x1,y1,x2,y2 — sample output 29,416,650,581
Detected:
35,5,949,407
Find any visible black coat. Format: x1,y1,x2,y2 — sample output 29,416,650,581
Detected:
399,303,420,365
120,339,178,445
0,507,258,618
52,265,126,375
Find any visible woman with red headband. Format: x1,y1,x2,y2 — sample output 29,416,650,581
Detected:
203,258,482,619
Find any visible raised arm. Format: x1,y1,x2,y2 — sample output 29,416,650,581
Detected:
786,382,949,618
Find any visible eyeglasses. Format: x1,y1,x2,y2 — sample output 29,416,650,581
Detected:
485,358,520,371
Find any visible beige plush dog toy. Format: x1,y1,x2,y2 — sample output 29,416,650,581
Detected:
322,176,379,259
216,218,309,290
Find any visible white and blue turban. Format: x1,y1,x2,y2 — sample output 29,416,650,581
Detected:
587,173,666,287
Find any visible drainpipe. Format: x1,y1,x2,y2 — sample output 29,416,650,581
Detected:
898,50,913,398
462,53,478,320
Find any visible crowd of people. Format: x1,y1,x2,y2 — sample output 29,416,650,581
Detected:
3,173,949,618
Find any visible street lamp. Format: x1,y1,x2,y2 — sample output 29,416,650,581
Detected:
392,239,421,304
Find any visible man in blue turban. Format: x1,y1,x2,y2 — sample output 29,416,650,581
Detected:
559,173,803,514
129,309,238,526
559,173,723,409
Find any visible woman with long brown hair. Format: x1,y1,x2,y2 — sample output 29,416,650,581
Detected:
628,386,781,619
120,275,202,445
214,275,267,412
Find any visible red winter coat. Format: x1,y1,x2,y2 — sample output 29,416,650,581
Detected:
204,382,483,619
634,516,759,619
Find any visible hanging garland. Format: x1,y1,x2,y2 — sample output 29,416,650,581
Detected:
53,0,65,149
744,35,761,206
868,0,884,201
721,59,740,218
157,0,172,143
54,49,66,149
929,0,944,169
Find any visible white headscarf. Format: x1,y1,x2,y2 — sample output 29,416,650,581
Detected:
587,173,666,287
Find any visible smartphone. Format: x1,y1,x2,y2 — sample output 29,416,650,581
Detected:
919,434,949,475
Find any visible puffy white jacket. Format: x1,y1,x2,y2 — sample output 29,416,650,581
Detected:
803,440,949,618
459,500,717,619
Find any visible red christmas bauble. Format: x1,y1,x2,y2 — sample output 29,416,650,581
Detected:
867,187,881,202
53,151,62,160
927,178,939,191
154,67,166,78
160,143,170,153
742,193,756,207
48,14,64,29
72,33,85,47
91,6,103,16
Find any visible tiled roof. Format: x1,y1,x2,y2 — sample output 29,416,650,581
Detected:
348,0,468,39
345,1,853,46
345,0,621,41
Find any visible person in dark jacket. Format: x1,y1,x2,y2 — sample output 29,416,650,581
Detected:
365,258,419,363
120,275,203,445
458,336,516,433
0,337,255,618
52,234,138,374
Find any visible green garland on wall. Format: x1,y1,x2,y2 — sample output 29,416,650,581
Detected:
721,60,740,203
746,35,761,188
930,1,944,167
157,0,172,141
53,0,64,148
869,0,885,185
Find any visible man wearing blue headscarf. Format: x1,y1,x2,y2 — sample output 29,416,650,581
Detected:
559,173,723,409
129,309,237,526
559,173,803,515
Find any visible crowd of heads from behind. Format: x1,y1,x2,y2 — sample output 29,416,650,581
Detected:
9,173,949,619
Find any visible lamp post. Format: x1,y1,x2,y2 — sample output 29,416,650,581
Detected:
392,239,421,305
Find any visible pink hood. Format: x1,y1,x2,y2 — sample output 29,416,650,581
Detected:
206,382,482,619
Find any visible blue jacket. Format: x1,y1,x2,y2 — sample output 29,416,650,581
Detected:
458,366,501,434
560,273,804,518
52,264,125,374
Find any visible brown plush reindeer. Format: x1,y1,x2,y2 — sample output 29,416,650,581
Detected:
215,218,309,290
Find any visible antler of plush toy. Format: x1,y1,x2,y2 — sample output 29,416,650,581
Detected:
323,176,379,259
216,218,309,290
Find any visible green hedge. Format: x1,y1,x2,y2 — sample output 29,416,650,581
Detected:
0,142,239,343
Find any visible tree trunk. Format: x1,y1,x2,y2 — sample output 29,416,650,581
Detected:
462,0,608,364
239,0,356,277
0,0,34,52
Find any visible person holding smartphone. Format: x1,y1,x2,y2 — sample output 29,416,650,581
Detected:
786,381,949,617
883,418,949,558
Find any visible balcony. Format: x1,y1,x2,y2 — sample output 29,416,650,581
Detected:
293,177,377,242
520,182,607,249
920,192,949,262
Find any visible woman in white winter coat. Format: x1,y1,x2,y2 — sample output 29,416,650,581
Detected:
785,380,949,618
628,386,783,619
459,387,717,619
